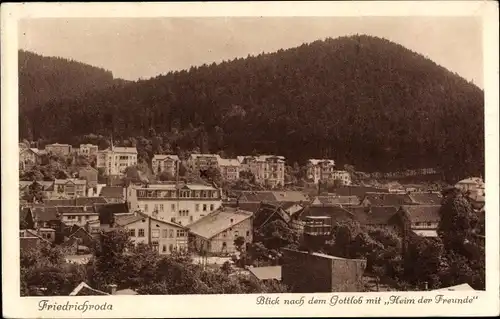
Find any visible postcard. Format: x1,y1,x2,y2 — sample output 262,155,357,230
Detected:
1,1,499,318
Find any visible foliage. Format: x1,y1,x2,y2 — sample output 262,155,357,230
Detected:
20,36,483,180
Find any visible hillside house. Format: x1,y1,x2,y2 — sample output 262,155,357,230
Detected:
45,143,73,157
253,202,291,230
78,144,99,157
188,153,220,171
311,195,360,207
53,179,87,199
99,186,126,203
58,206,99,227
238,155,286,187
151,154,180,177
217,157,241,181
188,207,253,256
391,205,441,234
19,148,41,171
96,146,138,176
306,159,335,184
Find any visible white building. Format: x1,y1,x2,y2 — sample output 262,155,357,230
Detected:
188,153,220,172
151,154,180,177
78,144,99,157
306,159,336,183
96,146,138,176
238,155,285,187
332,170,352,185
455,177,485,196
217,157,241,181
127,183,223,226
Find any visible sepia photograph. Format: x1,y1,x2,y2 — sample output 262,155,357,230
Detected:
2,1,499,318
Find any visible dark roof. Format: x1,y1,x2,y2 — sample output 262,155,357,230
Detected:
313,195,360,206
100,186,124,198
332,186,390,197
94,203,130,224
75,197,108,206
57,206,89,215
114,214,145,227
20,207,32,223
299,205,354,223
225,201,262,214
408,192,443,205
347,206,399,225
400,205,441,223
44,199,75,206
362,192,415,206
31,206,60,222
254,202,291,229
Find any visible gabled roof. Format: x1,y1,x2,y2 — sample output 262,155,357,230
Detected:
299,205,354,222
152,154,179,161
54,178,87,185
58,206,96,215
100,186,124,198
312,195,360,206
400,205,441,223
347,206,399,225
114,213,146,227
31,206,60,222
76,197,108,206
408,192,443,205
190,153,220,159
225,202,262,214
44,199,75,206
249,266,282,281
254,202,291,229
69,282,109,296
188,207,253,239
94,203,130,224
332,186,390,198
362,192,415,206
271,191,307,203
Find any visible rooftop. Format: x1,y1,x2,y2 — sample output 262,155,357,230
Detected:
99,186,124,198
400,205,441,223
188,207,253,239
152,154,180,161
249,266,282,281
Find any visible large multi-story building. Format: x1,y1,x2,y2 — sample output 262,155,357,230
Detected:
45,143,73,157
217,157,241,181
127,183,223,226
306,159,336,184
238,155,285,187
19,148,42,171
96,146,138,176
78,144,99,157
188,154,220,171
151,154,179,177
115,212,189,255
52,179,88,199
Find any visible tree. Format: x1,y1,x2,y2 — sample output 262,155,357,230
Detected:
255,220,300,251
234,236,246,252
158,171,175,181
22,180,46,203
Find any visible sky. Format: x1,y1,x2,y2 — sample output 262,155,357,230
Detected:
18,17,483,88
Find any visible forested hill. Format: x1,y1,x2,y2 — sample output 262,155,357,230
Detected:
19,35,484,180
19,50,130,111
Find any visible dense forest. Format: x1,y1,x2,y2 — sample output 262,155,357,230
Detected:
19,35,484,181
18,50,129,112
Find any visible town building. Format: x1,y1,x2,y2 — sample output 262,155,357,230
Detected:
45,143,73,157
238,155,286,187
217,157,241,181
331,170,352,185
188,154,220,171
455,177,485,197
346,205,400,227
360,192,416,207
127,183,223,226
306,159,335,184
96,146,138,176
78,144,99,157
188,206,253,256
19,148,41,171
151,154,180,176
311,195,360,206
99,186,127,203
52,179,88,199
19,229,52,251
58,206,99,227
114,212,189,254
78,166,98,189
392,205,441,234
281,248,367,293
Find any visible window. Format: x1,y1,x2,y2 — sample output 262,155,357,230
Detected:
162,245,167,253
138,229,145,237
200,214,205,218
154,204,158,211
77,216,82,223
162,229,168,238
195,204,200,212
176,230,186,237
234,230,239,237
203,204,207,212
129,229,136,237
223,231,227,238
171,204,176,212
246,231,250,237
426,222,432,227
210,204,214,211
169,244,174,252
144,204,148,212
152,229,160,238
189,216,193,222
152,241,159,252
160,204,164,212
169,229,174,238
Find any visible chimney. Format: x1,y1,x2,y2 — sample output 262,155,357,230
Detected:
108,284,117,295
423,282,429,291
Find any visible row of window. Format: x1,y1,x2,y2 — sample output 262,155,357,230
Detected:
137,190,219,199
222,230,250,238
128,228,188,238
144,203,215,213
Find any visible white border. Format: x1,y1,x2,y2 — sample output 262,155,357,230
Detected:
2,2,499,318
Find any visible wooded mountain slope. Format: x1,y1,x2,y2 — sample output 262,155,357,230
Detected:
19,50,128,111
19,35,484,180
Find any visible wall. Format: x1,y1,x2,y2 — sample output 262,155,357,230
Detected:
62,214,99,227
149,220,188,255
207,218,253,255
281,249,366,293
125,218,150,245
